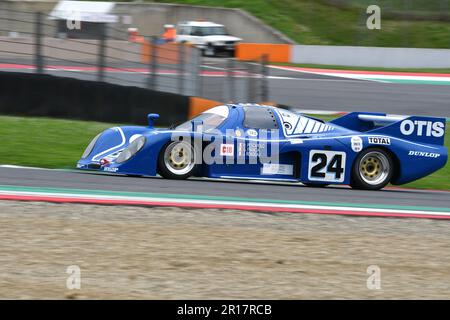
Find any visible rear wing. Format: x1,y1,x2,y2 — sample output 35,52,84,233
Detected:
331,112,446,146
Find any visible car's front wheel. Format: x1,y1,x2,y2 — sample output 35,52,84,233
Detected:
350,148,394,190
158,141,198,179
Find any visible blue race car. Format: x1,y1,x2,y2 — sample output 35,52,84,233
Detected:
77,103,447,190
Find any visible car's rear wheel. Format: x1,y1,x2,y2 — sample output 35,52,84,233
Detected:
350,148,393,190
158,141,198,179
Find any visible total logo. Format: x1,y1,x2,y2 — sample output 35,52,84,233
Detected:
368,137,390,145
400,120,444,137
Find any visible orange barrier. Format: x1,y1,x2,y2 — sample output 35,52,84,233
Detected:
141,41,181,64
188,97,222,118
235,43,291,63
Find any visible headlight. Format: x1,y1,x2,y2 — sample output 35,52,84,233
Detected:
81,133,102,159
116,136,146,163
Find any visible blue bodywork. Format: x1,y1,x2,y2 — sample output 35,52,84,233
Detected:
77,104,447,186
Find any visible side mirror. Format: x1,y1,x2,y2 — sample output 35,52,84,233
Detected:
147,113,159,129
191,119,203,132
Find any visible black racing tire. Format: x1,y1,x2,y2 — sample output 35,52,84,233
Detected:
158,140,199,180
350,148,394,190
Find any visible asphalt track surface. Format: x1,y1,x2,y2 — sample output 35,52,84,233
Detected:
208,59,450,117
1,57,450,117
0,167,449,209
0,58,449,211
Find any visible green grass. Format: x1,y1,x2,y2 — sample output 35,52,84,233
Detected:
273,62,450,74
0,115,448,190
339,0,449,19
148,0,450,48
0,116,116,169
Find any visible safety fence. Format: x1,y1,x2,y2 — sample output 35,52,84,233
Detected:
0,8,271,120
0,9,200,96
199,57,269,104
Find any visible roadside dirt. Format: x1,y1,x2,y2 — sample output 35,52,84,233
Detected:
0,200,449,299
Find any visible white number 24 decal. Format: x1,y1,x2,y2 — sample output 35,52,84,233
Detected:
308,150,346,183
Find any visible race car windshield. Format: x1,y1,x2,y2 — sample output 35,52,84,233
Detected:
175,105,229,132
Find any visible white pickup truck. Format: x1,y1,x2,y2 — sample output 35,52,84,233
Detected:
175,21,242,57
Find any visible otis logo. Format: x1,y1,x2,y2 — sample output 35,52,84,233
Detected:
400,120,444,137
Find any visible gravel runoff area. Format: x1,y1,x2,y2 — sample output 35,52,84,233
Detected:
0,200,449,299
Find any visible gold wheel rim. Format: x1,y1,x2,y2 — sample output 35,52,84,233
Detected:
169,145,188,168
361,157,381,179
358,151,390,185
163,141,195,175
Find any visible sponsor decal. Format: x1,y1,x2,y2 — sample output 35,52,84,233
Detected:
235,129,242,137
103,167,119,172
283,122,292,130
247,142,267,157
351,136,363,152
408,151,440,158
246,129,258,137
290,138,303,144
261,163,294,175
276,109,334,136
247,142,258,157
238,142,245,157
173,129,279,165
368,137,391,145
220,144,234,156
400,120,444,137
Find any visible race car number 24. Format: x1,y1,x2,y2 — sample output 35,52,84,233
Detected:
308,150,346,183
